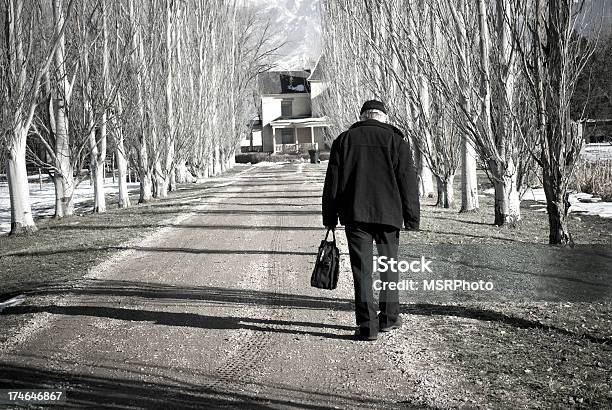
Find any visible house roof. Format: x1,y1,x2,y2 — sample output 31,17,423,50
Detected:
307,55,324,82
258,71,311,95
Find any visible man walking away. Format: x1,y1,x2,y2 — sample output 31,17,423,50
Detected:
322,100,420,341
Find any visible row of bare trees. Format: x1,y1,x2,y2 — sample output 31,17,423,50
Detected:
1,0,279,235
318,0,596,245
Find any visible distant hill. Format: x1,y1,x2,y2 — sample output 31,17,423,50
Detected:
246,0,321,70
578,0,612,37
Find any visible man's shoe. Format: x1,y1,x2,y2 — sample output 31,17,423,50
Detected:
379,316,403,332
353,329,377,341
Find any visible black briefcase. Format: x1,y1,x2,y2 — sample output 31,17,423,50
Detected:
311,229,340,290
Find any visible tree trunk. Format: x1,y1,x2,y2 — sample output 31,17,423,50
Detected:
154,160,168,198
52,90,75,218
212,144,221,176
419,159,435,198
492,178,520,226
52,105,74,218
543,172,571,244
6,129,37,234
116,142,130,208
157,179,169,198
416,77,435,198
169,167,176,192
114,95,130,208
52,168,75,218
435,174,455,208
175,162,192,183
138,141,153,203
220,148,228,172
460,137,479,212
91,150,106,213
139,169,153,203
200,162,210,180
86,87,106,213
489,159,521,226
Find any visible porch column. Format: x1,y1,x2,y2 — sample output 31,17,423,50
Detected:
310,126,315,144
272,126,277,153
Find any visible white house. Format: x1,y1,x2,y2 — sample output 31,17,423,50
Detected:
251,64,330,153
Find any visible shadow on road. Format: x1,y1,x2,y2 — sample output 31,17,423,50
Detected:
0,362,384,409
2,246,318,258
422,229,520,243
191,209,321,216
175,193,323,199
402,304,611,345
46,224,324,232
21,281,354,312
114,208,322,217
4,280,609,345
5,305,355,341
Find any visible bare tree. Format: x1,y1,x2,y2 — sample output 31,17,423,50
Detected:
112,8,130,208
446,0,480,212
513,0,595,244
49,0,78,218
83,0,110,213
415,0,527,223
1,0,73,234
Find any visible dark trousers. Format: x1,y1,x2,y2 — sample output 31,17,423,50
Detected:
345,223,400,336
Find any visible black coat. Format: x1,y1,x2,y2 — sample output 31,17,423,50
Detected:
322,119,420,230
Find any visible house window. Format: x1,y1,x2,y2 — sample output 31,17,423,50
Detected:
281,99,293,117
280,128,295,144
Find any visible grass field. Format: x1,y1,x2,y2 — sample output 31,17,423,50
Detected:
389,178,611,408
0,166,248,299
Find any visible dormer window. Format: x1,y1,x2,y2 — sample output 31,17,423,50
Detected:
281,99,293,117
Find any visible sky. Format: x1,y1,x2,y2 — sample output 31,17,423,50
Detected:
245,0,322,70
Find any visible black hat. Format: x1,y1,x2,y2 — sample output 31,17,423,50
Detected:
360,100,387,115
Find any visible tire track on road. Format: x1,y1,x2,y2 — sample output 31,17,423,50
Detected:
202,165,295,401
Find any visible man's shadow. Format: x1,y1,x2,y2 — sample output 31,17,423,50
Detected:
6,305,356,341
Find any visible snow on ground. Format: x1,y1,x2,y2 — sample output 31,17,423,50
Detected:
477,145,612,219
582,143,612,162
252,161,292,167
482,187,612,219
522,187,612,219
0,178,140,234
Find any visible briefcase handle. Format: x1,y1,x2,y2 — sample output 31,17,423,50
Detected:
324,228,336,243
